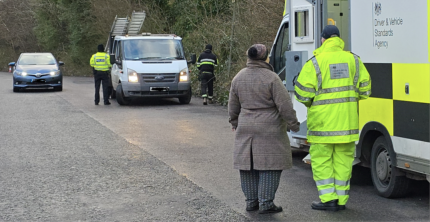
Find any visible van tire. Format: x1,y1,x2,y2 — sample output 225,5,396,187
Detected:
116,84,131,105
179,88,192,104
370,136,411,198
111,88,116,99
13,87,19,92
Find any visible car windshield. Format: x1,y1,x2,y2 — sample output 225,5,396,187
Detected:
18,54,56,65
123,39,185,60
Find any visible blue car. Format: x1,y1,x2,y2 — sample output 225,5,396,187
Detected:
9,53,64,92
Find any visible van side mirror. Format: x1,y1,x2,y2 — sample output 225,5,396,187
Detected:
188,54,196,64
8,62,15,66
58,61,65,66
110,54,116,65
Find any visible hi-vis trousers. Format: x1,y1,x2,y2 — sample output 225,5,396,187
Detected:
309,142,355,205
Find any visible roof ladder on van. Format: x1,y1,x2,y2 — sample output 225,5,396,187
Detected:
127,11,146,36
111,16,129,36
106,11,146,53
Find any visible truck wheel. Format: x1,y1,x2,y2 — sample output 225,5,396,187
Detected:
116,84,131,105
178,88,192,104
370,136,410,198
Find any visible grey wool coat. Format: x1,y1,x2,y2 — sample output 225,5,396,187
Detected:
228,60,300,170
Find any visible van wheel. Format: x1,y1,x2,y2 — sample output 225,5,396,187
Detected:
370,136,410,198
178,88,192,104
111,88,116,99
13,87,19,92
116,84,131,105
54,86,62,91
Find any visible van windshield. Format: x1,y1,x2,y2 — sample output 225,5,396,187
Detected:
123,39,185,60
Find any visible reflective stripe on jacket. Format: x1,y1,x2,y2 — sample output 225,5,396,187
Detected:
196,50,218,73
90,52,112,71
295,37,371,143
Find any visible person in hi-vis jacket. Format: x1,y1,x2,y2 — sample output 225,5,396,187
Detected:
196,44,218,105
295,25,371,211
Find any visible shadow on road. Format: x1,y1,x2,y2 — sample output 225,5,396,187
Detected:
12,88,58,93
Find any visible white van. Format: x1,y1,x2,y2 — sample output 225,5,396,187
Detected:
109,34,196,105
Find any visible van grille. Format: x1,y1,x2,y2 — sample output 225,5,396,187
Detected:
141,73,176,83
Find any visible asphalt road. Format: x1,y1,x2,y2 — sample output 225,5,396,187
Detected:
0,72,428,221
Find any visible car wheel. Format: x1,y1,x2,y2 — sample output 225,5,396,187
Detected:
116,84,131,105
370,136,411,198
55,86,63,91
178,88,192,104
13,87,19,92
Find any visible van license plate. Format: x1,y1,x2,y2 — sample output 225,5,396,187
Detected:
150,87,169,92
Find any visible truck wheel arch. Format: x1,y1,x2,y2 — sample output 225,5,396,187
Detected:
356,121,393,167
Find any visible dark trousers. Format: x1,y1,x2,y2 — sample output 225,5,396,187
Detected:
240,170,282,210
200,72,214,98
94,71,109,104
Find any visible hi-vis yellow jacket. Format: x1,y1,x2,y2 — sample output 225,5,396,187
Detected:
90,52,112,71
295,37,371,143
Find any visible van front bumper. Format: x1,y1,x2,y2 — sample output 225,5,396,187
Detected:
121,82,191,98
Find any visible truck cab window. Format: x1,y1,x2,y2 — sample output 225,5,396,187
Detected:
274,23,290,80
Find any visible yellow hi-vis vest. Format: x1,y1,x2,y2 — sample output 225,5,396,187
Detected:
90,52,111,71
295,37,371,143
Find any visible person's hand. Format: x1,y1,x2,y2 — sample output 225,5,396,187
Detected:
232,128,236,132
291,122,300,133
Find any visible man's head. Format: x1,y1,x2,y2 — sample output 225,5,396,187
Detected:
321,25,340,44
97,44,104,52
205,44,212,51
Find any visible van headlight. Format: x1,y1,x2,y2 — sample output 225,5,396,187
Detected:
50,70,60,76
128,68,139,83
179,68,188,82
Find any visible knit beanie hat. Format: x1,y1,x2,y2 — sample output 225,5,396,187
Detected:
97,44,104,52
247,44,268,61
205,44,212,51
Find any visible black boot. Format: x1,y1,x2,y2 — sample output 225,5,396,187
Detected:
259,205,283,214
311,200,338,211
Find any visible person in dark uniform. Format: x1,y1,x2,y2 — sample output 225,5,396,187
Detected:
90,44,112,105
197,44,218,105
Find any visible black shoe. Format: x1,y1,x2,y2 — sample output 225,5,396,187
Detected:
95,102,99,105
338,205,346,210
246,205,259,211
104,102,111,105
203,98,207,105
259,205,283,214
311,200,338,211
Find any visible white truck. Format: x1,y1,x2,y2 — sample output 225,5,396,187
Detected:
106,11,196,105
269,0,430,197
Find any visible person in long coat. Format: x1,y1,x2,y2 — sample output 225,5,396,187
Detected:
228,44,300,214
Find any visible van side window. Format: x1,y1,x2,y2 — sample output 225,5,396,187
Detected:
116,41,122,61
112,40,118,55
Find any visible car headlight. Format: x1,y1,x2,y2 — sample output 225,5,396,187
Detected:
50,70,60,76
128,68,139,83
14,71,27,76
179,68,188,82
